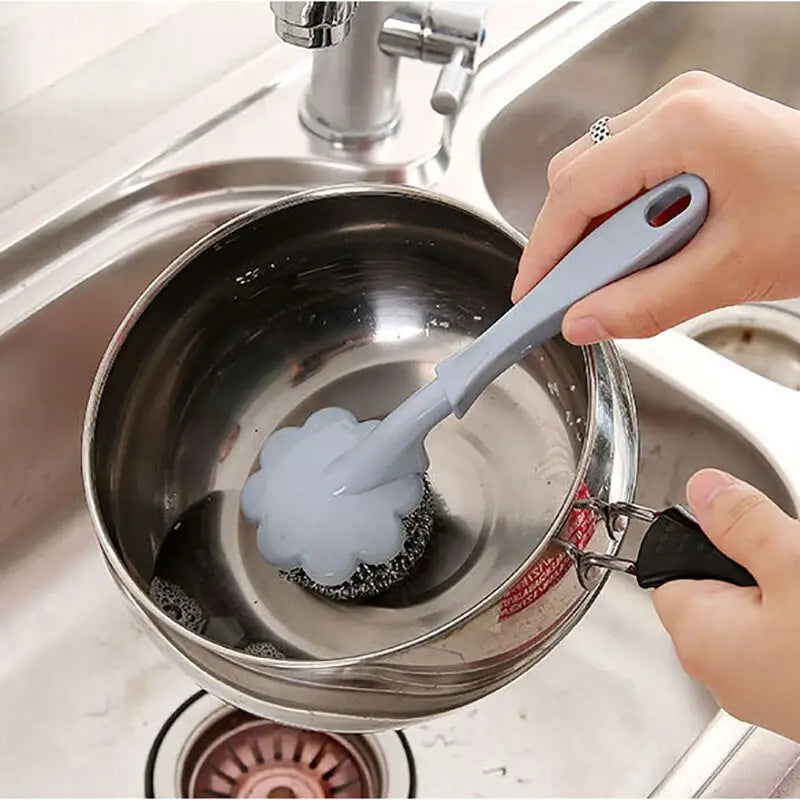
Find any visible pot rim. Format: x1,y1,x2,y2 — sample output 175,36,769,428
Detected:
82,181,609,670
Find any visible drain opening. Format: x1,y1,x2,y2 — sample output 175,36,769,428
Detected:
186,717,373,798
694,324,800,390
146,692,415,798
680,305,800,391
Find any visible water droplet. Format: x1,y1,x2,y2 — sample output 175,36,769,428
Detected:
547,381,559,395
569,384,576,392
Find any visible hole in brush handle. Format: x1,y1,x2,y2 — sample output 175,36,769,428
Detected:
570,174,704,237
646,188,692,227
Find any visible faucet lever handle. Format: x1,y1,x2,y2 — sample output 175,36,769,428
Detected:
380,2,486,116
431,46,471,115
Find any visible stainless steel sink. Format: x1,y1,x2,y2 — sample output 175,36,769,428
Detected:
2,2,800,796
480,1,800,235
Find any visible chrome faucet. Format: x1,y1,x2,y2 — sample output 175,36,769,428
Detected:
270,2,486,145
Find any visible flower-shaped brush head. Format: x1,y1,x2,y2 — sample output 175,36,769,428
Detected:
242,407,434,598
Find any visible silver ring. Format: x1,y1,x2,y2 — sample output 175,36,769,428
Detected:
589,115,612,144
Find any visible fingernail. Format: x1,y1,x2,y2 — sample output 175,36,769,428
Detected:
563,316,610,345
510,279,523,304
686,469,737,511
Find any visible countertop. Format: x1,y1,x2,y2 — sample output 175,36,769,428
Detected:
0,2,275,214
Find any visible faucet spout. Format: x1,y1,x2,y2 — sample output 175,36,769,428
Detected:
270,1,358,49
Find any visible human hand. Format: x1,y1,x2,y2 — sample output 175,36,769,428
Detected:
654,468,800,741
512,71,800,345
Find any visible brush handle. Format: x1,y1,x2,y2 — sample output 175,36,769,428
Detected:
435,174,709,418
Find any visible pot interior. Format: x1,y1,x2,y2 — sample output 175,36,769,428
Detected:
90,189,591,659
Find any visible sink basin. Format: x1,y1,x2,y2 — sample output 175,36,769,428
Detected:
0,158,796,796
1,3,800,796
480,1,800,234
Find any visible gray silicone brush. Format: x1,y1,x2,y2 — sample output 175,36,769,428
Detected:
242,173,709,601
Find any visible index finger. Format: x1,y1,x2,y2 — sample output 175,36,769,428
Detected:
512,111,687,302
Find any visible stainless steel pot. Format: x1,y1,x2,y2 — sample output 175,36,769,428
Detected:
83,184,641,732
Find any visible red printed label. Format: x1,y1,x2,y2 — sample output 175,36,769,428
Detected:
498,484,596,621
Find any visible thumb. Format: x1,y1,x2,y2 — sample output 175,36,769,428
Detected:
685,469,800,589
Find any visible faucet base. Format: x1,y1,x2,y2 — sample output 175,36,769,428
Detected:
299,91,401,146
292,3,403,146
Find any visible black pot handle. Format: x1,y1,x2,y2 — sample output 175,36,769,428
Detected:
635,505,756,589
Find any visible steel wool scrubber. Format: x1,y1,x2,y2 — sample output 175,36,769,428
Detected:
241,174,709,600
